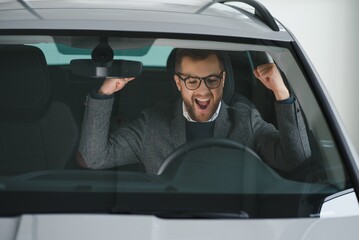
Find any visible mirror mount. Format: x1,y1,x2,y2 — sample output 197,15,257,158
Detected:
92,37,114,66
70,37,143,78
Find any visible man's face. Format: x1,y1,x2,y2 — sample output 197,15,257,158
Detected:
174,54,225,122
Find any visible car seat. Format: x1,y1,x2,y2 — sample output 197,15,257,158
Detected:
0,45,78,174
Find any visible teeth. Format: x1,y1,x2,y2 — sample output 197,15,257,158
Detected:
196,98,209,102
195,98,210,109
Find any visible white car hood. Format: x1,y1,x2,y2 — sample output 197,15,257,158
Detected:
1,214,358,240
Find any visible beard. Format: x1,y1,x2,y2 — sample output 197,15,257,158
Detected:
184,95,221,122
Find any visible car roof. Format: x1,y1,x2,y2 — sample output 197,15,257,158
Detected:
0,0,292,41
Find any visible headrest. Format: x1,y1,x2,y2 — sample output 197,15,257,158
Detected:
0,45,51,117
220,52,235,104
166,49,235,105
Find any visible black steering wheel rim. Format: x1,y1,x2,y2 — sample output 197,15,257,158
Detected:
157,138,260,175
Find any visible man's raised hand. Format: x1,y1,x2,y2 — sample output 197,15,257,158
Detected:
253,63,289,101
98,77,135,96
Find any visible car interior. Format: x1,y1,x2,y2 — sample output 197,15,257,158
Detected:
0,39,334,184
0,45,78,174
0,36,353,218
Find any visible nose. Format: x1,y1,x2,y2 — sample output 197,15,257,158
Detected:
196,79,211,93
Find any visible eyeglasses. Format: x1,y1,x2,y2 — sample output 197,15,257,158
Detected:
175,70,224,90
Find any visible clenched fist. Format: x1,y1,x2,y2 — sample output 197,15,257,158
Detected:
98,77,135,95
253,63,289,101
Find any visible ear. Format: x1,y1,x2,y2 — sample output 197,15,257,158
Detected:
222,71,226,87
174,75,182,92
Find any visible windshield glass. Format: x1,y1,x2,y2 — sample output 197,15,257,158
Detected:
0,33,354,218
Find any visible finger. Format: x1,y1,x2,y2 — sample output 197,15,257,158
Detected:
254,67,269,82
257,65,272,76
253,68,261,79
124,77,135,84
116,77,136,88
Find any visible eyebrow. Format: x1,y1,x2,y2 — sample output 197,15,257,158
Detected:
179,71,223,78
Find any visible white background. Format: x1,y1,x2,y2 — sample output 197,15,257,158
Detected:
260,0,359,154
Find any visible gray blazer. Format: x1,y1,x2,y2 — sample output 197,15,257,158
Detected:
79,96,311,174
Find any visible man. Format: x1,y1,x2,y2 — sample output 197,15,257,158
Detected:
78,49,311,174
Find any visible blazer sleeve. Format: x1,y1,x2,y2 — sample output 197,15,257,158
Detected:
252,99,311,171
78,95,147,169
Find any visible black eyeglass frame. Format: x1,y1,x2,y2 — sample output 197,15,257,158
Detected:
175,70,225,90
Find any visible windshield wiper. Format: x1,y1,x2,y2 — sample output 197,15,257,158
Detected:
111,207,249,219
155,211,250,219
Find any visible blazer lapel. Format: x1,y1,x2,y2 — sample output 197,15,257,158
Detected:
214,101,231,138
170,100,187,148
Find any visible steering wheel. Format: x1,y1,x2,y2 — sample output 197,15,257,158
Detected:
157,138,261,175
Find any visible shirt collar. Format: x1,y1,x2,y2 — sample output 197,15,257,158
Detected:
182,101,222,122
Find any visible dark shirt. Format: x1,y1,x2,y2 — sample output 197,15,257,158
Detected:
185,121,215,142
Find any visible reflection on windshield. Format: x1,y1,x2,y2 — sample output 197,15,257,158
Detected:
0,35,353,218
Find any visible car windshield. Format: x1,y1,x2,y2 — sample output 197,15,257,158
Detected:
0,33,354,219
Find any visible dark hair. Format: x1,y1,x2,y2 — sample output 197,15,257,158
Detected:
174,49,224,72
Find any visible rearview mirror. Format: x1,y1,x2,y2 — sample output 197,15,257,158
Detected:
70,59,143,78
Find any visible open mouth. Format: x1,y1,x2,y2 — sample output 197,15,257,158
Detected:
195,98,210,110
